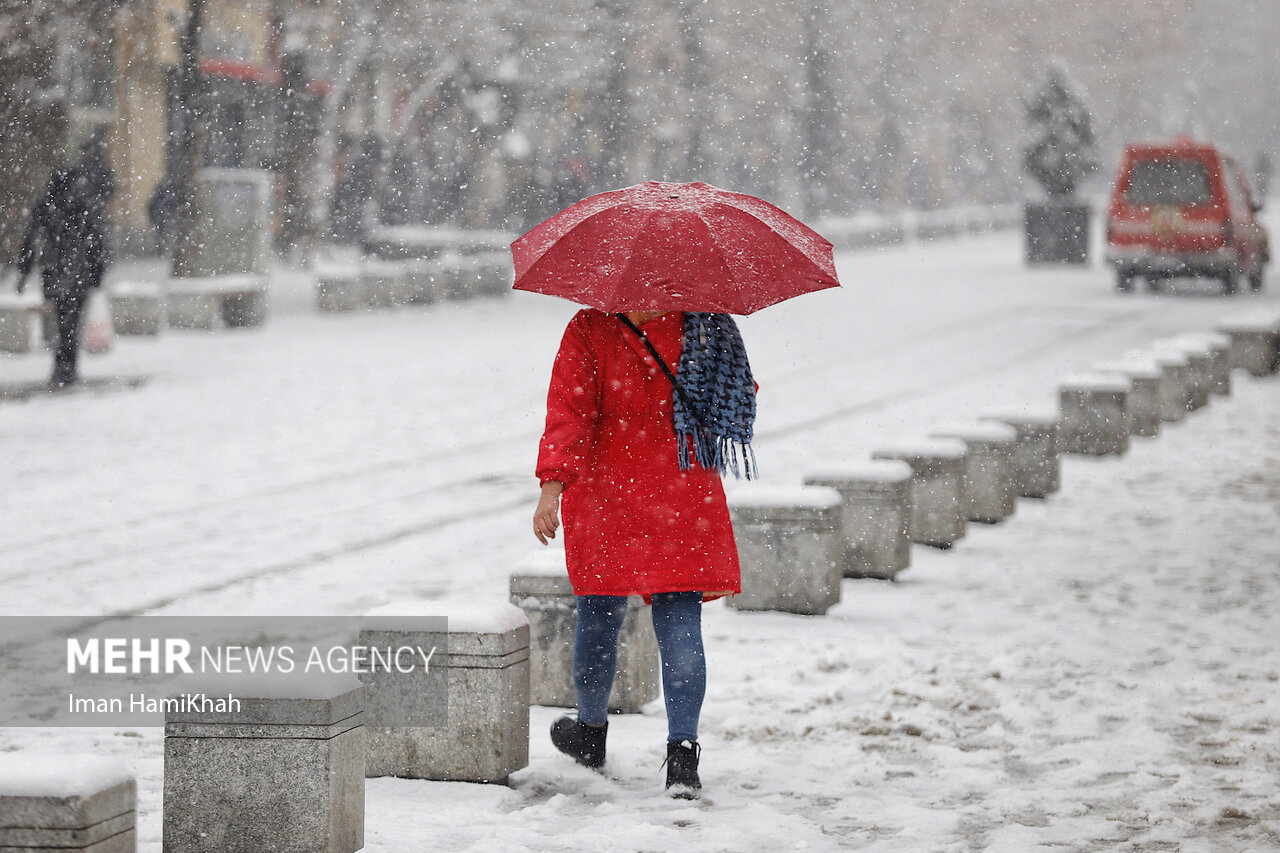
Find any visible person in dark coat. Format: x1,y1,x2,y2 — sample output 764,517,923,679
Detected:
147,174,179,256
15,136,116,387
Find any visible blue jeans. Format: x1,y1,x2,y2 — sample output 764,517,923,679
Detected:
574,591,705,743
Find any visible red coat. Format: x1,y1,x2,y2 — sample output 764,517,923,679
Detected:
537,309,742,598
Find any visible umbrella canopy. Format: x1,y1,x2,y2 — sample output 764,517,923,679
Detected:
511,181,840,314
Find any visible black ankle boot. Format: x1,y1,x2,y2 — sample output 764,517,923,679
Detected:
550,717,608,768
664,739,701,799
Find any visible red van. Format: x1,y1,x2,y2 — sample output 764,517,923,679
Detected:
1105,138,1269,293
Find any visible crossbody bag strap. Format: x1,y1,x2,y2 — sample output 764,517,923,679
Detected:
615,313,705,421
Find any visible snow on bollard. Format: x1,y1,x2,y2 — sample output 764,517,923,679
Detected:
1092,357,1162,437
804,460,912,580
358,601,529,783
0,292,38,353
1176,332,1232,396
1215,313,1280,377
163,288,218,331
359,259,409,309
0,753,137,852
402,259,442,305
163,674,365,853
108,282,164,336
167,276,268,329
1153,338,1212,411
314,263,364,312
871,439,969,548
508,549,659,711
981,409,1061,498
1132,348,1193,422
928,422,1018,524
1058,374,1131,456
727,485,843,615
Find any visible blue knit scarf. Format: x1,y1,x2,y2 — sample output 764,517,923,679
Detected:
674,313,757,479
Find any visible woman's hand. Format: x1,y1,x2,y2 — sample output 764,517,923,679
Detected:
533,481,564,544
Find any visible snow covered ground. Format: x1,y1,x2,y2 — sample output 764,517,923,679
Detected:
1,228,1278,851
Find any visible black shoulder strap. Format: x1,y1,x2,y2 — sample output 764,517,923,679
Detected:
615,313,704,421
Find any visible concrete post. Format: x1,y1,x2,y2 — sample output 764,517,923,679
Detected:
163,676,365,853
981,409,1060,498
1187,333,1239,399
1215,314,1280,377
359,259,409,309
358,601,529,783
804,460,912,579
0,295,35,353
508,549,659,712
727,486,843,614
1093,358,1162,437
1131,348,1192,422
402,259,442,305
314,264,364,312
1153,338,1212,410
0,753,136,852
1058,374,1130,455
929,422,1018,524
871,439,969,548
108,283,164,336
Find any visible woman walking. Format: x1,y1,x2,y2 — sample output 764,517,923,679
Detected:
533,308,756,798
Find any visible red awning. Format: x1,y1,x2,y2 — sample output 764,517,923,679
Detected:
199,59,283,86
198,58,330,96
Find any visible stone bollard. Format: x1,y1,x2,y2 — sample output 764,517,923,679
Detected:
315,266,364,312
1093,358,1162,437
360,259,408,309
981,409,1061,499
804,460,912,580
0,753,136,852
0,294,36,353
929,422,1018,524
359,601,529,783
1058,374,1131,455
473,251,515,297
435,254,470,301
1153,338,1212,410
727,486,843,614
871,439,968,548
1131,348,1192,422
1177,332,1232,396
508,549,659,711
163,675,365,853
1215,314,1280,377
108,283,164,336
164,289,218,330
402,259,442,305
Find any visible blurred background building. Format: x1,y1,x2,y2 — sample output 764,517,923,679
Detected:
1,0,1277,262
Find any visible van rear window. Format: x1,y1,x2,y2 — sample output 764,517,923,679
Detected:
1125,158,1212,206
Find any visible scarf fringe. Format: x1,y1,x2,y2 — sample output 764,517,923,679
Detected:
678,429,758,480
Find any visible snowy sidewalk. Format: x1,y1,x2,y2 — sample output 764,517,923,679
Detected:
4,362,1278,852
2,231,1278,850
355,372,1280,852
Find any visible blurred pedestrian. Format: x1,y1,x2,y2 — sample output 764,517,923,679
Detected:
329,133,382,245
534,309,755,799
147,174,179,256
14,133,115,388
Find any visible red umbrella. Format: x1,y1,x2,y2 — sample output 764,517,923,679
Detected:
511,181,840,314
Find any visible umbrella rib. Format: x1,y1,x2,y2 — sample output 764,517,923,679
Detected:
607,207,659,310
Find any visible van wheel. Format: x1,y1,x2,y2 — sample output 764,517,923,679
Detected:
1144,276,1162,293
1116,272,1134,292
1222,271,1240,294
